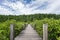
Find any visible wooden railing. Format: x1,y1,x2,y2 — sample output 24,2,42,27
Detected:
10,24,14,40
43,24,48,40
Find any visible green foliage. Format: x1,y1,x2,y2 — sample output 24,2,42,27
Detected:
14,22,26,37
0,14,60,22
0,20,25,40
57,37,60,40
0,13,60,40
31,18,60,40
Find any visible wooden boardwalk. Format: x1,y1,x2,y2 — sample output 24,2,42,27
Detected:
14,24,42,40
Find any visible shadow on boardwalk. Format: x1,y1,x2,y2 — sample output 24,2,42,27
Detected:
14,24,42,40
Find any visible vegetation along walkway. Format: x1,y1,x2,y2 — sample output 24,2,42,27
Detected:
14,24,42,40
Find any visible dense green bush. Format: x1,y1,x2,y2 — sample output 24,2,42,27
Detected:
31,18,60,40
0,20,25,40
14,22,26,37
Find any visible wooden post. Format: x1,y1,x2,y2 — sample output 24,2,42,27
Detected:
10,24,14,40
43,23,48,40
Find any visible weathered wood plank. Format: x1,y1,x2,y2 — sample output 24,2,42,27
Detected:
43,24,48,40
10,24,14,40
15,24,42,40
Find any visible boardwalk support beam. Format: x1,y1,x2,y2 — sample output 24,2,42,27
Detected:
43,23,48,40
10,24,14,40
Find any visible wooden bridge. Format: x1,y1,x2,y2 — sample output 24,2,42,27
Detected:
10,24,48,40
14,24,42,40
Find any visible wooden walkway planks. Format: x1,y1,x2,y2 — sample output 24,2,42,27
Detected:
14,24,42,40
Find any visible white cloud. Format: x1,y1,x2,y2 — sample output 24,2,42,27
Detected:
46,0,60,13
0,6,14,15
0,0,60,15
30,0,60,14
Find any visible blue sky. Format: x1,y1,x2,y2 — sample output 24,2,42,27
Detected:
0,0,60,15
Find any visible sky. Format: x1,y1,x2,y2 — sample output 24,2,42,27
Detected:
0,0,60,15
